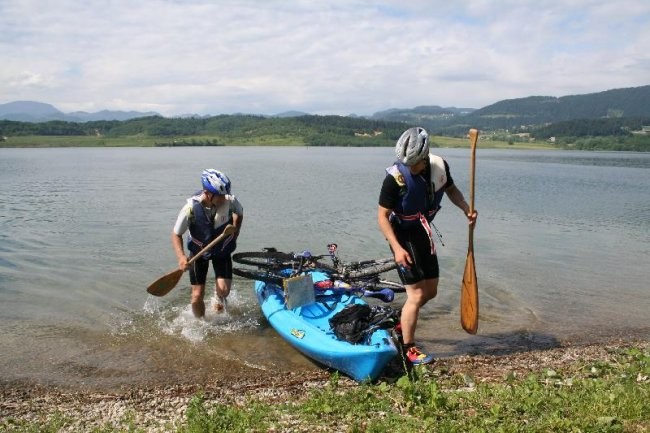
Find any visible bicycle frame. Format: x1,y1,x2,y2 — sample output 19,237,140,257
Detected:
232,244,401,295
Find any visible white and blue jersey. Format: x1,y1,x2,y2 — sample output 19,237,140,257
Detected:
173,193,243,259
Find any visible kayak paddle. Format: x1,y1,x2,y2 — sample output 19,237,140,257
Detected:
460,129,479,334
146,224,236,297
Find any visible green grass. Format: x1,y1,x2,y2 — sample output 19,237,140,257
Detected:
3,346,647,432
0,135,160,147
283,352,650,432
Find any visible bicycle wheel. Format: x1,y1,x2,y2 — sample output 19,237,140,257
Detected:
343,257,398,279
232,267,284,285
232,251,297,268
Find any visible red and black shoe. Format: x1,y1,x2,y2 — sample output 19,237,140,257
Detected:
404,345,435,365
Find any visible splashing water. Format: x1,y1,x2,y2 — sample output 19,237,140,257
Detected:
142,290,261,344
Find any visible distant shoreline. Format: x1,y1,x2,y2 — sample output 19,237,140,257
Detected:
0,134,561,150
2,134,646,151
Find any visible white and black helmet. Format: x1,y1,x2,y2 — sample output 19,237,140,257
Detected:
201,169,231,195
395,127,429,166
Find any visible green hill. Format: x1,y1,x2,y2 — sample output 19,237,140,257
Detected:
369,85,650,135
469,85,650,126
2,85,649,151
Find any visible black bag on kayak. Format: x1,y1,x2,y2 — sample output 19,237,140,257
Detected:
329,304,399,344
329,304,371,344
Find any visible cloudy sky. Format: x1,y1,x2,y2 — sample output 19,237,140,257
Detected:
2,0,649,117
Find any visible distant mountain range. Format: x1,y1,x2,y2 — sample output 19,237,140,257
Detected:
0,101,160,122
2,85,649,131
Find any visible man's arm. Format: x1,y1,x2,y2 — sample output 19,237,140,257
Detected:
445,184,477,225
232,212,243,237
171,232,188,270
377,205,413,268
171,204,190,270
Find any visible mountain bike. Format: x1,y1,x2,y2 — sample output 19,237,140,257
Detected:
232,243,404,302
233,243,397,279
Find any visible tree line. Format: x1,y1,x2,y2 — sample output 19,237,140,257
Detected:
0,115,408,147
1,113,648,150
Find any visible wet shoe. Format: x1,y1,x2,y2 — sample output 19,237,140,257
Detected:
406,346,435,365
214,296,227,313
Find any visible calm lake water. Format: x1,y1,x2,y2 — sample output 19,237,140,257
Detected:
0,146,648,390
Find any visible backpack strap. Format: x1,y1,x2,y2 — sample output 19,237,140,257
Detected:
429,154,447,192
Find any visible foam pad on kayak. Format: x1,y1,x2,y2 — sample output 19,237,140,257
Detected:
284,274,315,309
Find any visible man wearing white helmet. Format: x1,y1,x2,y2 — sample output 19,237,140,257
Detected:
378,127,477,364
172,169,244,318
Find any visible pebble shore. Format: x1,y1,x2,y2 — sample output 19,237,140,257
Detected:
1,340,647,432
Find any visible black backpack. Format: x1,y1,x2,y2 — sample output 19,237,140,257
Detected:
329,304,399,344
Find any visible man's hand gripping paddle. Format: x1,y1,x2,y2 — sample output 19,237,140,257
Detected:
146,224,236,297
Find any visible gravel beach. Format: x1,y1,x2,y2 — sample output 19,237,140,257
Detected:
2,339,647,432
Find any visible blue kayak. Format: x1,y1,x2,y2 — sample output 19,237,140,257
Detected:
254,270,398,382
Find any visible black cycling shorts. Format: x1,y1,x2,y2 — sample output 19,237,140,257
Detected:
189,255,233,285
393,228,439,285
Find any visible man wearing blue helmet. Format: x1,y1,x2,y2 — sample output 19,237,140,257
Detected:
378,127,477,365
171,169,244,317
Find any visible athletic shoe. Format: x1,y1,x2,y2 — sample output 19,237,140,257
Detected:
406,346,435,365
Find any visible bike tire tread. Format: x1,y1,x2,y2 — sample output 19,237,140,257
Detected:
345,258,398,279
232,267,284,285
232,251,296,268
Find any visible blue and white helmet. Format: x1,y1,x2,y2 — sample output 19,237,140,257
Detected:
395,127,429,166
201,169,231,195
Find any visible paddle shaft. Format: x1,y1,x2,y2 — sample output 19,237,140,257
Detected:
468,129,476,248
146,224,236,296
185,224,236,267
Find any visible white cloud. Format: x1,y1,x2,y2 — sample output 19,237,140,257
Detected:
1,0,648,116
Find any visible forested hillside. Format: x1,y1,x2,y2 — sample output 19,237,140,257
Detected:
370,85,650,136
0,115,408,147
468,85,650,128
2,85,649,151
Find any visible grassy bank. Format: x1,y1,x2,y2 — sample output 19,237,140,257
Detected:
0,134,558,149
161,345,650,432
2,341,648,432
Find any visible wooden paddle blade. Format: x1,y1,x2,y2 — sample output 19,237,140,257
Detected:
460,248,479,334
146,268,184,297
